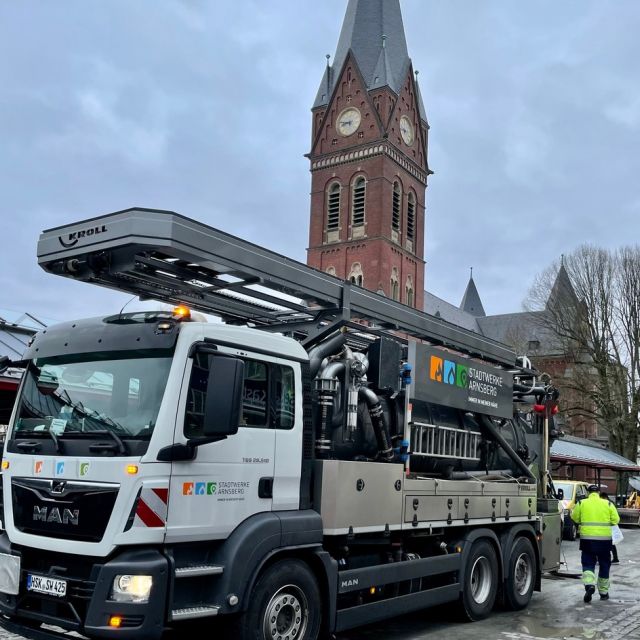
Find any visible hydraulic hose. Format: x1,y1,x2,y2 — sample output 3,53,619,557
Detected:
479,415,535,482
308,332,347,378
359,387,394,462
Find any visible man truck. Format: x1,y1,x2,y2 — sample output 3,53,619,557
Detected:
0,208,560,639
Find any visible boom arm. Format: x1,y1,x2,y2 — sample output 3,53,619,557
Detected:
38,207,516,365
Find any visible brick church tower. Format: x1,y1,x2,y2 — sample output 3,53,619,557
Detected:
307,0,431,309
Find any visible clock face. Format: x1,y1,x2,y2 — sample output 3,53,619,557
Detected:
337,108,362,137
400,115,414,146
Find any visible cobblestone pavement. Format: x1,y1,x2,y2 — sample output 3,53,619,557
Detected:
1,530,639,640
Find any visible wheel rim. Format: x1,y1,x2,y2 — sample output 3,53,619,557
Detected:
514,552,533,596
470,556,492,604
263,584,309,640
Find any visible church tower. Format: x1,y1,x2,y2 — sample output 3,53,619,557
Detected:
307,0,430,309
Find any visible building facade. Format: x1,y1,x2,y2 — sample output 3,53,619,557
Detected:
307,0,430,310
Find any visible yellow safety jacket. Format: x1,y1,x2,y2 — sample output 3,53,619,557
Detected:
571,492,620,540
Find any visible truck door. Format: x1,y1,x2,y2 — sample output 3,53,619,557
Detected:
166,349,277,542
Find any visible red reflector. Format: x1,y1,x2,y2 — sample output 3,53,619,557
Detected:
533,404,546,413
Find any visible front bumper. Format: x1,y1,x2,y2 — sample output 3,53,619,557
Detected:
0,533,168,639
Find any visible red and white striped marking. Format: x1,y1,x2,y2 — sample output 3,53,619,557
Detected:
134,487,169,528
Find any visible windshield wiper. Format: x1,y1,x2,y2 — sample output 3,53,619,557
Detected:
14,429,62,454
86,429,127,455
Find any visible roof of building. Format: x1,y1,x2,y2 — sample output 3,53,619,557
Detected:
424,291,480,332
460,276,486,317
551,434,640,472
314,0,427,121
0,313,42,360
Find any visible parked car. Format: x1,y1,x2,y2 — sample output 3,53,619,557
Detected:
553,480,590,540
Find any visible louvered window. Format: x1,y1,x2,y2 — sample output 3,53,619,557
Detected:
392,182,401,231
352,177,366,226
407,193,416,242
327,183,340,231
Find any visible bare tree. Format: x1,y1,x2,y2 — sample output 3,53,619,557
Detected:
526,246,640,461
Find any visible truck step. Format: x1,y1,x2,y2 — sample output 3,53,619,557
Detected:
175,564,224,578
171,605,220,621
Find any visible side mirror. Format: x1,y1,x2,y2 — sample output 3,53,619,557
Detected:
0,356,11,374
202,354,244,438
556,488,564,500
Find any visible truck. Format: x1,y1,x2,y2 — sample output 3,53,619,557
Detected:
0,208,561,640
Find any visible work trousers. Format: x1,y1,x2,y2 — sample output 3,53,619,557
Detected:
580,539,612,594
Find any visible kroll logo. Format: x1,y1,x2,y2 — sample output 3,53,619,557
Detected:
58,224,107,248
429,356,468,388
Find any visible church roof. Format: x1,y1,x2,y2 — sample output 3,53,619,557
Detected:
546,263,578,312
424,291,480,332
460,276,486,317
314,0,425,120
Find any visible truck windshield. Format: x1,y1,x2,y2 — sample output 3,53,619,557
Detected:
13,352,172,439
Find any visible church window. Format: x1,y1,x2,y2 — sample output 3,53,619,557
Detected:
390,267,399,301
351,177,366,227
405,275,414,307
326,266,337,277
348,262,364,287
407,192,416,243
392,181,402,232
327,183,341,232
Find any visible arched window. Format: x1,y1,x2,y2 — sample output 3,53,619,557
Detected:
405,275,414,307
351,177,366,227
390,267,399,301
406,192,416,248
326,183,341,233
349,262,364,287
392,181,401,233
326,266,336,277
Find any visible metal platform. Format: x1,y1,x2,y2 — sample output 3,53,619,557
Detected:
38,207,516,364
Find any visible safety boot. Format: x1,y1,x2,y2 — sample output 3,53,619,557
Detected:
600,593,609,600
584,585,595,603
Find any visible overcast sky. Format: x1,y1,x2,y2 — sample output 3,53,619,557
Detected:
1,0,639,326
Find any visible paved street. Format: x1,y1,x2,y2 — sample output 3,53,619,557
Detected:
1,531,639,640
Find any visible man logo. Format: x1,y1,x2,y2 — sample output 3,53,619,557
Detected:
429,356,443,382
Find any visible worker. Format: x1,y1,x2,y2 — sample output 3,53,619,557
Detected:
571,484,620,602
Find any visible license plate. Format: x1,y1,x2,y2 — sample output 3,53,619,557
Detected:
26,574,67,598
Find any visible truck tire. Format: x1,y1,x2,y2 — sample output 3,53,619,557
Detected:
503,537,536,610
460,540,498,621
565,521,578,541
232,559,321,640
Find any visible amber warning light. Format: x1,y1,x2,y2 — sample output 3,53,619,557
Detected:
172,305,191,320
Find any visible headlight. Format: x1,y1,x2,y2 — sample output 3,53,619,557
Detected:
109,575,153,603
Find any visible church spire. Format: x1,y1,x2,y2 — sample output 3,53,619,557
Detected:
313,0,416,112
460,270,486,317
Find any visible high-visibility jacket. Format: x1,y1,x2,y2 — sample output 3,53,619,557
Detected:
571,492,620,540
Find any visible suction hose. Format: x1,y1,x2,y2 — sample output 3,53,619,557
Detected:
359,387,394,462
479,415,535,481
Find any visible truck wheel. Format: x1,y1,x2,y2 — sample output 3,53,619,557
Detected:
234,559,321,640
461,540,498,621
504,537,536,610
566,521,578,541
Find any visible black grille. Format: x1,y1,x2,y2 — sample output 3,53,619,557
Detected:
12,478,119,542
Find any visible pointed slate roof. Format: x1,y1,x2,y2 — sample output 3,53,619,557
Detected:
460,276,486,317
546,263,578,312
314,0,426,120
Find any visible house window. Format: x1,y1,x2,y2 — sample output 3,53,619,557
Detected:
407,192,416,243
352,177,366,227
327,183,340,232
390,267,399,301
405,275,414,307
349,262,364,287
392,181,401,232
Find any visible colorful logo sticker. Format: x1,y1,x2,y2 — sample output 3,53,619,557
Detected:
55,461,65,476
195,482,206,495
34,460,44,475
183,482,194,496
429,356,443,382
207,482,217,495
79,462,90,477
430,356,469,389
